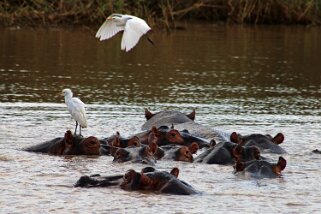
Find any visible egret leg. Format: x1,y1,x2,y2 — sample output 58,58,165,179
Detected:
79,125,82,136
74,121,78,135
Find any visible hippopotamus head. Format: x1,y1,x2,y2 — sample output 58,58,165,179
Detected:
234,156,287,178
231,144,261,162
194,141,260,165
230,132,286,154
24,130,101,156
142,108,195,130
164,142,199,162
61,131,101,155
103,131,141,148
109,132,141,148
112,141,158,164
148,126,185,146
120,167,198,195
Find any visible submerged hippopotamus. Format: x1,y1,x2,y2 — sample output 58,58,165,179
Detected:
234,156,287,179
162,142,199,162
120,167,199,195
135,125,209,149
111,141,159,165
24,130,103,155
230,132,286,154
142,109,229,142
75,167,199,195
102,131,141,148
194,141,261,165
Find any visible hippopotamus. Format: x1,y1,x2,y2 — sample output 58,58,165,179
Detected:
101,131,141,148
234,156,287,179
194,141,261,165
74,174,124,188
142,109,230,142
162,143,199,162
134,125,210,149
24,130,103,155
111,141,158,165
312,149,321,154
230,132,286,154
75,167,199,195
120,167,199,195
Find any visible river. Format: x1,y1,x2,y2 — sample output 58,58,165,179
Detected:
0,25,320,213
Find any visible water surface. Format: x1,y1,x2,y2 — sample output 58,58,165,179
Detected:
0,25,320,213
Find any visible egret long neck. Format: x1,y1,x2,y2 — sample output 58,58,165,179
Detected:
64,94,72,104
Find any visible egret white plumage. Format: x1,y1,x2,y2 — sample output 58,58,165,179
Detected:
95,13,153,52
62,89,87,136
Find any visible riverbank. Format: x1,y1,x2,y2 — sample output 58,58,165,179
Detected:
1,0,320,30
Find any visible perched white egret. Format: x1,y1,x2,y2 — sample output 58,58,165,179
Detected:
95,13,153,52
62,89,87,136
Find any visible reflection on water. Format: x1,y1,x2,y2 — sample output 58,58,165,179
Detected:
0,25,320,213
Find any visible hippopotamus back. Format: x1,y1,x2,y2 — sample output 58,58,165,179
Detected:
141,109,230,142
142,110,195,130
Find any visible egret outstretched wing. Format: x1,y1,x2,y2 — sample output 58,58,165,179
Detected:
95,19,125,41
121,18,151,52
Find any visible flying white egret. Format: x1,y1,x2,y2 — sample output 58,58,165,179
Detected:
95,13,154,52
62,89,87,136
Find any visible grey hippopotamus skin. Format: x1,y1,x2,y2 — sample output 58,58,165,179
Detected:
230,132,286,154
75,167,199,195
141,109,230,142
24,130,104,156
111,141,159,165
120,167,199,195
312,149,321,154
194,141,261,165
162,142,199,162
234,156,287,179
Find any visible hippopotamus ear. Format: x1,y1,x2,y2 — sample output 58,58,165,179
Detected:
64,130,73,145
230,132,240,143
186,109,196,120
273,156,287,176
170,167,179,178
111,136,121,147
272,133,284,145
189,142,199,154
148,140,158,154
144,108,154,120
277,156,286,170
234,161,245,172
209,139,216,147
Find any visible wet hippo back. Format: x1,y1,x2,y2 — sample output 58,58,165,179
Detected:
142,109,230,142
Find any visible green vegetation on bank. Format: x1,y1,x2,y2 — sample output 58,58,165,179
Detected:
1,0,320,28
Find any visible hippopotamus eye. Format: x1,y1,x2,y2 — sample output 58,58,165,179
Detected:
124,174,129,180
171,133,176,137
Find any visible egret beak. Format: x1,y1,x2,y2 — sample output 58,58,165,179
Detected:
106,17,113,21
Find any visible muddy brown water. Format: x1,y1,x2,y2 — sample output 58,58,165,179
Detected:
0,25,320,213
